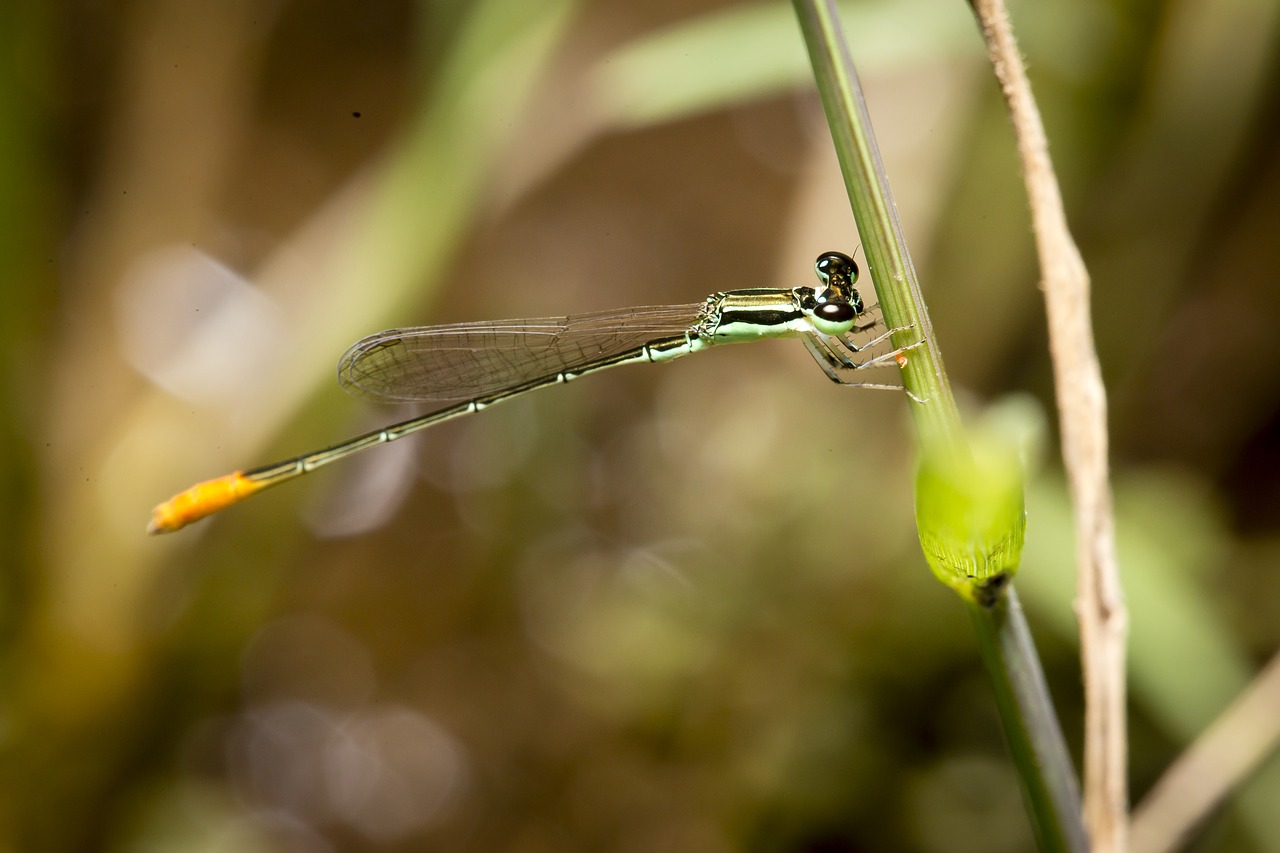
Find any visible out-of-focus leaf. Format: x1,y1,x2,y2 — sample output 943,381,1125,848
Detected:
593,0,979,129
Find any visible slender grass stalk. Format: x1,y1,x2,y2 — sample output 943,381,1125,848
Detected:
789,2,960,449
790,2,1085,850
969,589,1090,853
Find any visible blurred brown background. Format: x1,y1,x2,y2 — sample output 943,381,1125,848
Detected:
2,0,1279,850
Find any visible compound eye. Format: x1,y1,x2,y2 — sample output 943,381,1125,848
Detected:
810,300,857,335
815,251,858,287
815,301,855,324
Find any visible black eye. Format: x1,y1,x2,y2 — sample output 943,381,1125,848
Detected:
815,301,855,324
815,251,858,287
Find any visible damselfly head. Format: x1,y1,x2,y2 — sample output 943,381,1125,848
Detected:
801,263,866,335
814,251,858,291
812,251,863,320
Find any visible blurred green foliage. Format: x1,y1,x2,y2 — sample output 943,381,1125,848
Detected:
2,0,1280,850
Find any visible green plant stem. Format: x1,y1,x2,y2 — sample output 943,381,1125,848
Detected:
970,588,1089,853
791,2,1086,850
790,0,961,453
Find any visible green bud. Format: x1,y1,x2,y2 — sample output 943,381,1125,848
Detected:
915,403,1035,605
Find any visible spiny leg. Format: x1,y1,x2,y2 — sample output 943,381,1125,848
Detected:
807,328,921,373
813,324,909,373
802,334,846,383
802,333,929,401
834,322,910,358
847,304,881,337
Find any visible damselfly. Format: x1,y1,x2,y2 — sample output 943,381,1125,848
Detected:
148,251,912,534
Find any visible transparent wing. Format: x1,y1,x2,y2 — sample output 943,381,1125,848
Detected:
338,303,709,402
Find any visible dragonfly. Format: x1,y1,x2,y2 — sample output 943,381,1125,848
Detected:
148,251,914,534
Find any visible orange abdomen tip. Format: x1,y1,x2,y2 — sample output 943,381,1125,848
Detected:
147,471,266,534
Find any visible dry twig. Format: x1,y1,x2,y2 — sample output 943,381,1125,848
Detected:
1131,650,1280,853
968,1,1129,849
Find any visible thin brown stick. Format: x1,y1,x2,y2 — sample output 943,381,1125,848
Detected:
1130,650,1280,853
968,1,1129,849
